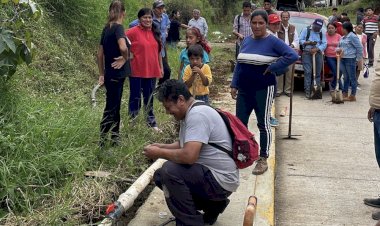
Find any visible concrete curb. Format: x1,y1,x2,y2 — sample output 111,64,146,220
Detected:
251,105,276,226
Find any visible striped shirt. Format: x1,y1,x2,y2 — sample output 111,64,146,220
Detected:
361,15,380,34
233,14,252,44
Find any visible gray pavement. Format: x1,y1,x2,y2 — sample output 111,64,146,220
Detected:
275,41,380,226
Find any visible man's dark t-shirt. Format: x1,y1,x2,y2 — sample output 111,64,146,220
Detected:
100,23,130,79
167,20,181,42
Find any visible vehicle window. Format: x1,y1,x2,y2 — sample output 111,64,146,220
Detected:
289,17,327,35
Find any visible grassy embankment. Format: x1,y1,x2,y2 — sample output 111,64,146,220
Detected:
307,0,372,20
0,0,235,224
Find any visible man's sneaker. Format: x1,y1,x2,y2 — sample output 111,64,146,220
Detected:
203,199,230,225
373,211,380,220
364,197,380,208
252,157,268,175
270,117,279,127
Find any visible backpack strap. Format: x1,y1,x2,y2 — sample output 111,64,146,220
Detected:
189,101,233,157
306,25,322,42
237,14,241,34
305,26,311,41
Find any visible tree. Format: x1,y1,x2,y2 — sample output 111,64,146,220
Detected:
0,0,42,78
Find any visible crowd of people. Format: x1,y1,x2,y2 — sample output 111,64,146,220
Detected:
97,0,379,225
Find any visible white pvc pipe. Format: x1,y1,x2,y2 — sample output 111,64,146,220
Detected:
99,158,166,226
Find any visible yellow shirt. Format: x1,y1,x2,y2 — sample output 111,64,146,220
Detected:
183,64,213,96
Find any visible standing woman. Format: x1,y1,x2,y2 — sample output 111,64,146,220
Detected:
166,9,189,47
98,0,129,147
126,8,163,131
230,10,298,175
325,23,342,91
337,22,363,102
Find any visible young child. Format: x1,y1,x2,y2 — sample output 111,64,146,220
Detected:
183,44,212,104
178,27,211,81
355,24,367,84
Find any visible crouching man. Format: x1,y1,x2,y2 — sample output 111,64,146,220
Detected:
143,79,239,225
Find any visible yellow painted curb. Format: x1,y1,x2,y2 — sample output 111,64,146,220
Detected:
251,105,276,226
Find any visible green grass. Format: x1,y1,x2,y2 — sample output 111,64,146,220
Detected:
307,0,371,22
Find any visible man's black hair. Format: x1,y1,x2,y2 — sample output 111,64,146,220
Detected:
365,7,373,11
187,44,204,58
332,7,338,11
242,1,251,8
341,12,348,16
157,79,192,102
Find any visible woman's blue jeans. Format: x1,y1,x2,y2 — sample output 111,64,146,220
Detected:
325,56,343,90
341,58,357,96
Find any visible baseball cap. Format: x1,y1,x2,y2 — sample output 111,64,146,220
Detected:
268,14,281,24
153,0,165,8
313,18,324,27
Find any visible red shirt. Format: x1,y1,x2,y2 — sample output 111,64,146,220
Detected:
126,25,161,78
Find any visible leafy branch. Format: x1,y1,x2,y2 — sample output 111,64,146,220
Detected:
0,0,42,78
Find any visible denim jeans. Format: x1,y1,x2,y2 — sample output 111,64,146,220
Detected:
341,58,357,96
373,111,380,168
302,52,323,93
325,56,343,90
154,162,231,226
128,77,157,127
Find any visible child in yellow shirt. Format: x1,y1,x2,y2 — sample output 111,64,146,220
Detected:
183,44,213,104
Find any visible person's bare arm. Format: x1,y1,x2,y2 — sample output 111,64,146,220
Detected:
143,141,202,164
97,45,105,85
181,24,189,29
150,141,180,149
192,66,209,86
111,38,129,69
184,73,197,88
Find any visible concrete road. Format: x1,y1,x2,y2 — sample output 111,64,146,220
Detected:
275,41,380,226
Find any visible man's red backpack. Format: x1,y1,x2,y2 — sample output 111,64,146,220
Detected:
192,102,259,169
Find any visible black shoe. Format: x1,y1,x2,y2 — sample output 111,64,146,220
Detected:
373,211,380,220
364,197,380,208
203,199,230,225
